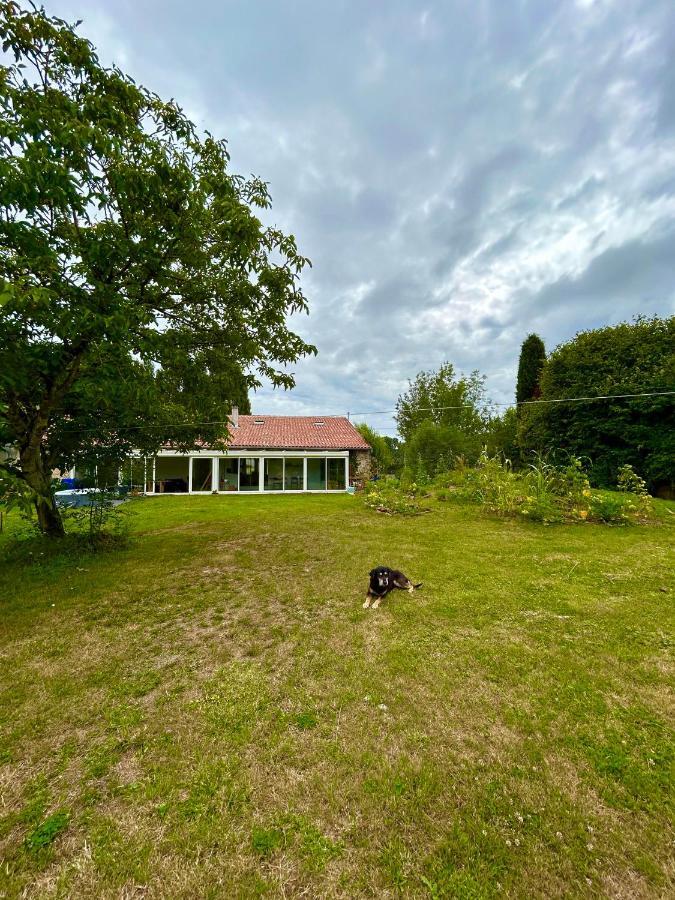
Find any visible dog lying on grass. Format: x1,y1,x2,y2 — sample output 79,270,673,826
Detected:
363,566,423,609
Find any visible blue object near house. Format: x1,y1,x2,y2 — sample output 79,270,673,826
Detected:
55,489,99,508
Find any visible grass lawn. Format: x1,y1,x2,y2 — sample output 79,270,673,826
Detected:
0,494,673,898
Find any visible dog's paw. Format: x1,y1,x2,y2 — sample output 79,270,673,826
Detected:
372,598,381,609
363,598,371,609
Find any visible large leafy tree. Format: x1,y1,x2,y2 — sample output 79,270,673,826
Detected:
395,363,489,444
515,333,546,406
0,3,315,534
395,363,491,472
520,317,674,489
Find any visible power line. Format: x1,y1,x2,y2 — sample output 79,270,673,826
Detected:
349,390,675,418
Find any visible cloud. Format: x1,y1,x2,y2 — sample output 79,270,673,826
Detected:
46,0,675,430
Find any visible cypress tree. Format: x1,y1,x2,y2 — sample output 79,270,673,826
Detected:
516,334,546,406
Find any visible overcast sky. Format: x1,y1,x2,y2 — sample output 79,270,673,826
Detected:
48,0,675,433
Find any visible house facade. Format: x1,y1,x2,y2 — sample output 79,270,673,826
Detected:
117,412,372,495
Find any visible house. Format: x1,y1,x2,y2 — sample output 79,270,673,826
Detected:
118,409,372,495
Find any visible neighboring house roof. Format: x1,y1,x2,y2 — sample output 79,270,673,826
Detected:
224,415,371,451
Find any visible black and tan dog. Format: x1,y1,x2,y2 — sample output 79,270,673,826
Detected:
363,566,423,609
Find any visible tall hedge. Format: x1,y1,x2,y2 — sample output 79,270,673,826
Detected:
520,317,674,490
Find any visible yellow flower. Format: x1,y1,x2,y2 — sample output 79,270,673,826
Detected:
582,489,591,497
579,510,588,519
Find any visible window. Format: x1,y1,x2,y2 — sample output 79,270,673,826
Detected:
307,458,326,490
284,457,303,490
192,457,214,492
264,458,284,491
327,458,346,490
239,457,260,491
219,458,238,491
154,456,189,493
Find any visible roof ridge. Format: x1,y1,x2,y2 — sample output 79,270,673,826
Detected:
240,414,348,419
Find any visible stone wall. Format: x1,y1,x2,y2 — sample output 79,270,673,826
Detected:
350,449,372,485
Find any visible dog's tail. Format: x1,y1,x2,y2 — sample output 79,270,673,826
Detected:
413,582,423,589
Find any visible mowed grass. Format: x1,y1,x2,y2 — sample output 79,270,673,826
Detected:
0,495,673,899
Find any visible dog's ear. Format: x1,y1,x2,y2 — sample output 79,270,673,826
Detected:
369,568,377,577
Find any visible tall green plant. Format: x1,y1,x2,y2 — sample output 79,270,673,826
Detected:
395,363,489,444
354,423,393,474
516,334,546,406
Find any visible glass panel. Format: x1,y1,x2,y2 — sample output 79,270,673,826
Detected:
192,457,214,492
264,458,284,491
155,456,189,493
219,457,239,491
240,457,260,491
307,458,326,490
285,458,304,491
327,458,346,490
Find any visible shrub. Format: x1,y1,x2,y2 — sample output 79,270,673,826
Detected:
616,464,653,517
589,492,634,524
363,479,422,516
463,452,526,517
441,451,653,526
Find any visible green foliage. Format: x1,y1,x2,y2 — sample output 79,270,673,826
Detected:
394,363,495,477
294,711,318,730
363,477,423,516
382,436,404,474
0,3,315,534
518,317,674,490
451,452,652,525
617,464,650,499
251,826,285,857
588,492,635,524
354,423,393,474
24,810,69,852
484,406,520,464
407,419,484,474
60,491,135,547
516,334,546,405
395,363,489,444
0,466,35,517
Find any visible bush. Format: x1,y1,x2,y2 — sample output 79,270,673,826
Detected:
518,316,675,489
436,451,654,526
363,478,423,516
462,452,526,517
589,492,634,524
616,463,653,517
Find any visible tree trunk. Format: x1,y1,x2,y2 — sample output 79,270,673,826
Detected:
20,445,66,537
35,492,66,537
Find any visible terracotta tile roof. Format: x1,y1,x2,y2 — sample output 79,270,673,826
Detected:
224,416,371,451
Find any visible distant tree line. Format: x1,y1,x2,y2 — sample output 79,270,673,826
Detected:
357,315,674,495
